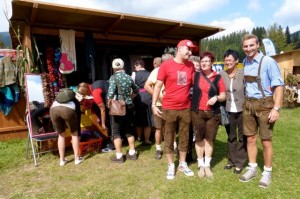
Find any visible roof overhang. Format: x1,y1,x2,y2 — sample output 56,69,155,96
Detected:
9,0,224,48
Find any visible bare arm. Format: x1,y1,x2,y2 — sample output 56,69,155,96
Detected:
144,79,154,95
152,80,164,117
98,102,106,129
268,85,283,123
207,92,226,106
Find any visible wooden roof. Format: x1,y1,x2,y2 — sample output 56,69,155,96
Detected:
10,0,224,48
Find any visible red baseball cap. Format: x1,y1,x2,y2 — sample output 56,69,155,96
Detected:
177,39,199,52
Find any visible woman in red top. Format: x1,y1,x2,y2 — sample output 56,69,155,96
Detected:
191,51,226,178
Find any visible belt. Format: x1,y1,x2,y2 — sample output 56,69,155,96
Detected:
245,96,273,101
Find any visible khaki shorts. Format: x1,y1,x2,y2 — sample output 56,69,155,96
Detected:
50,106,78,134
243,96,274,139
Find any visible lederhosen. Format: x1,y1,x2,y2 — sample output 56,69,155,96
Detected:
244,56,274,114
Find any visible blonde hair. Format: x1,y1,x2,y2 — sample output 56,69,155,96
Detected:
241,34,259,44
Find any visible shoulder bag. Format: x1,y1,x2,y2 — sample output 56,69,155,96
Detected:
109,76,126,116
201,72,229,126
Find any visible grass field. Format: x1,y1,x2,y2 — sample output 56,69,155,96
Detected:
0,107,299,199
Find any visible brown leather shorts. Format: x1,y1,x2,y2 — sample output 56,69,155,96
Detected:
243,96,274,139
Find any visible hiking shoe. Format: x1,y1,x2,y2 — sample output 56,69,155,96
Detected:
259,171,272,188
110,155,125,163
198,166,205,177
239,167,257,182
178,162,194,177
126,151,138,160
59,159,67,166
75,157,84,165
155,150,162,160
204,167,213,178
166,164,175,180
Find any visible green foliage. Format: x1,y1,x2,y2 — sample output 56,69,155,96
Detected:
201,23,298,61
0,35,4,48
266,23,296,53
201,30,248,61
285,26,292,44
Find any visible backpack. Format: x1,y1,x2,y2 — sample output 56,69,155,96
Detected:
55,88,76,103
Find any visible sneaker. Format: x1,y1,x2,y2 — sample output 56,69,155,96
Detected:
126,151,138,160
59,159,67,166
178,162,194,177
166,164,175,180
239,167,257,182
110,155,125,163
75,157,84,165
259,171,272,188
204,167,213,178
155,150,162,160
101,146,115,153
198,166,205,177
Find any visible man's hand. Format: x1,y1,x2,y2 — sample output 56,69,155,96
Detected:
152,106,162,118
268,109,280,123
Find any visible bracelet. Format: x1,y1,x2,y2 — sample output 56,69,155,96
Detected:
215,95,218,101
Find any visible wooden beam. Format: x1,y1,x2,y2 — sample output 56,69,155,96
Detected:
158,23,182,38
104,15,124,34
31,27,179,45
30,3,39,24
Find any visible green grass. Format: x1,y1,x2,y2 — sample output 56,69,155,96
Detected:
1,107,300,199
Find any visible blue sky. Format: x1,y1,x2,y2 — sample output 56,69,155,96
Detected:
1,0,300,37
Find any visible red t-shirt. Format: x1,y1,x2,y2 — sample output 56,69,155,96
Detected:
196,71,226,111
89,84,103,105
157,59,194,110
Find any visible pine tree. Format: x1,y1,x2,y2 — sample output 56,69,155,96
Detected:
285,26,292,44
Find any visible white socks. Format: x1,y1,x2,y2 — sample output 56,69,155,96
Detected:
264,166,272,172
116,152,123,159
156,145,162,151
197,157,212,167
249,162,258,168
129,149,136,155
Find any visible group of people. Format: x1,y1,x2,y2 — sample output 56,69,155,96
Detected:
151,34,283,189
48,34,283,189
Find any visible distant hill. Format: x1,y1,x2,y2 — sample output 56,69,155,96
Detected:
0,32,12,48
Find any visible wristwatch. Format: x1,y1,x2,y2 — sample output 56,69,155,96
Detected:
273,106,281,112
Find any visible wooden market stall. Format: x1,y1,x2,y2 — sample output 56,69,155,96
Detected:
1,0,224,140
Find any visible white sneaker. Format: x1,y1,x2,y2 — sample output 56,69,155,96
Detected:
239,167,257,182
59,159,67,166
166,164,175,180
75,157,84,165
178,162,194,177
259,171,272,188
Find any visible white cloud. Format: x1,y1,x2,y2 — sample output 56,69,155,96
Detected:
209,17,255,38
247,0,262,11
273,0,300,33
40,0,229,22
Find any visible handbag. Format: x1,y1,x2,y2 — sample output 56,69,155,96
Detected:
109,76,126,116
201,72,229,126
220,106,229,126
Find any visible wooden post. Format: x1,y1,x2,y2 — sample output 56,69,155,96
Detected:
22,24,33,73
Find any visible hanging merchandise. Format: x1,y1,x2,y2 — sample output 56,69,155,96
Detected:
59,29,77,74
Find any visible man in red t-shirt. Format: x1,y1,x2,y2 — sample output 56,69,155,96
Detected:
152,39,197,180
